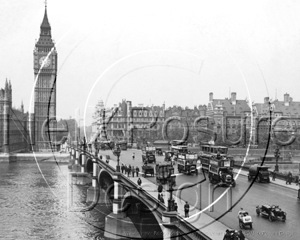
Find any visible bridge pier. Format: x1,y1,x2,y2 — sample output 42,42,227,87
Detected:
161,211,179,240
74,151,92,185
68,147,75,169
86,158,105,203
104,173,141,240
72,149,81,172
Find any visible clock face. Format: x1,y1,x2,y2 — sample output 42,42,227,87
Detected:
39,56,51,67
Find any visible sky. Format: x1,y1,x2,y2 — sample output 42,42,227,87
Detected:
0,0,300,126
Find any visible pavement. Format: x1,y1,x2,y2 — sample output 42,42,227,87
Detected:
233,168,300,191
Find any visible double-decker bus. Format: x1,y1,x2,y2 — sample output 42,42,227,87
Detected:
177,153,198,175
142,147,156,163
171,145,188,158
209,156,235,186
198,145,229,171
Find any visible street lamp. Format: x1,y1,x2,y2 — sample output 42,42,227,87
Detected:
167,166,176,212
115,146,121,172
274,146,280,172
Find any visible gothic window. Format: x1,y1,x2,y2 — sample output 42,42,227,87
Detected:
144,111,147,117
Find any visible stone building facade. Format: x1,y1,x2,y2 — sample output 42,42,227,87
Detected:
0,5,58,154
33,6,57,151
0,80,29,153
104,100,165,143
206,92,251,145
252,93,300,148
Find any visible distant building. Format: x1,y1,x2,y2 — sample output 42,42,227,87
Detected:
92,100,165,143
0,5,59,154
33,5,58,151
164,105,207,143
252,93,300,148
206,92,251,144
0,80,29,153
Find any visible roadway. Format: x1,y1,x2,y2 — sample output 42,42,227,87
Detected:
98,148,300,240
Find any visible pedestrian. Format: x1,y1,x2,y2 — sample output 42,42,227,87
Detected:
237,230,245,240
223,230,232,240
124,164,128,175
158,183,163,194
272,169,276,181
174,202,178,212
106,158,109,164
159,193,165,204
296,175,300,186
132,166,135,177
286,171,292,185
128,164,131,177
137,177,142,186
132,152,135,160
289,172,293,185
184,201,190,218
136,166,140,177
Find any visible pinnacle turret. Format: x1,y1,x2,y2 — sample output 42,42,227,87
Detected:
21,100,24,113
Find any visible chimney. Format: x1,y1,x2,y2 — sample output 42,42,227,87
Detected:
209,92,213,102
231,92,236,105
284,93,289,106
264,97,269,103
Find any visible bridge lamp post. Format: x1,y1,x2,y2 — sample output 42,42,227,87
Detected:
167,167,176,212
274,147,280,172
115,147,121,172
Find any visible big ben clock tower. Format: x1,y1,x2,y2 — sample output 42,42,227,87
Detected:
33,4,57,151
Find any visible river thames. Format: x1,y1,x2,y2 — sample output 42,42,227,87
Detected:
0,161,110,240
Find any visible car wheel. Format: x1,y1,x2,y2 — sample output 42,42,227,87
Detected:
249,223,253,229
268,215,274,222
232,181,236,187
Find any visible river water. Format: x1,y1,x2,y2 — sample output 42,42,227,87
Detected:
0,162,110,240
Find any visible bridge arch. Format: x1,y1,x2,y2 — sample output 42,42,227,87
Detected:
121,193,163,239
98,169,114,205
85,157,94,174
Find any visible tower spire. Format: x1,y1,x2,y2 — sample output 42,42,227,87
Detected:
40,1,51,31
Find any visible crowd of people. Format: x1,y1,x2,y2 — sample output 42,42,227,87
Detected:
120,163,140,177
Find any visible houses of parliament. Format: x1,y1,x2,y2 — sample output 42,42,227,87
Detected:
0,5,57,154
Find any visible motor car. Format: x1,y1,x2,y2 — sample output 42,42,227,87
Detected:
256,205,286,222
237,211,253,229
248,164,270,183
142,165,154,177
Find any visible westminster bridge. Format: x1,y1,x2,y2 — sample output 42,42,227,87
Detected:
66,145,217,240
